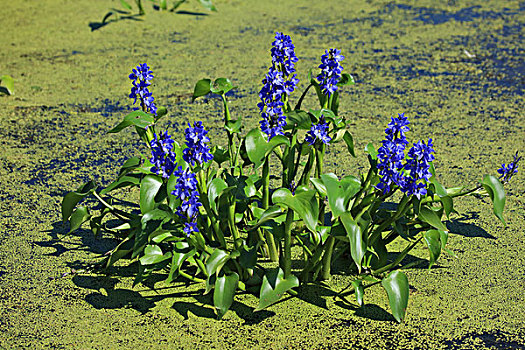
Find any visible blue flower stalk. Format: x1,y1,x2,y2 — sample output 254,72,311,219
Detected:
498,152,520,183
258,32,299,140
129,63,157,115
171,167,202,237
150,130,177,179
376,113,410,194
317,48,345,108
305,114,332,178
182,121,214,167
402,139,435,199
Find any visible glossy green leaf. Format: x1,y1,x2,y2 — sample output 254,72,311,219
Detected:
423,230,441,269
245,128,290,169
255,267,299,311
192,78,211,101
208,178,228,213
198,0,217,11
140,175,163,214
107,111,154,133
481,174,506,225
118,156,141,176
205,249,230,276
166,242,196,283
61,181,96,221
381,270,409,323
365,143,378,160
310,177,327,197
272,188,318,233
340,212,366,272
352,279,364,307
156,106,167,119
100,175,140,195
418,206,447,232
214,272,239,319
0,75,14,95
320,173,361,218
337,73,355,86
284,110,312,130
239,245,258,269
134,209,172,258
68,206,91,234
440,195,454,219
211,78,234,94
249,205,284,230
225,118,242,133
212,146,229,166
139,244,172,265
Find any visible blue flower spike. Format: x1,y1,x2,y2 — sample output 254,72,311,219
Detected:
129,63,157,115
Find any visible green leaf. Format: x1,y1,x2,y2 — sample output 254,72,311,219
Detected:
310,177,327,197
337,73,355,86
68,206,91,234
381,270,409,323
0,75,14,95
214,272,239,319
118,156,141,176
205,249,230,276
352,280,364,307
245,128,290,169
331,130,355,157
340,212,366,273
156,106,167,119
255,267,299,311
239,245,258,269
192,79,211,101
423,230,441,269
208,178,228,213
100,175,140,195
212,146,229,166
284,110,312,130
160,0,167,10
120,0,132,9
198,0,217,11
365,143,378,160
418,206,447,232
481,174,506,225
61,181,97,221
249,205,284,230
107,111,155,133
272,188,318,233
166,242,196,284
139,244,172,265
225,118,242,134
320,173,361,218
211,78,234,94
140,175,163,214
134,209,172,258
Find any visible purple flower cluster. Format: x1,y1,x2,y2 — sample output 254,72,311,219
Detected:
403,139,435,199
316,48,345,97
129,63,157,115
150,131,177,179
376,113,435,198
305,115,331,146
497,152,520,182
258,32,299,140
171,167,202,237
182,121,213,166
376,113,410,194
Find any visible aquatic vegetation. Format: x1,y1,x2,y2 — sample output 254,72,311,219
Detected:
120,0,216,15
61,32,519,322
0,75,14,95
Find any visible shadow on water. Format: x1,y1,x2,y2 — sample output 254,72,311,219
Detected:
443,330,525,350
446,211,495,239
89,10,143,31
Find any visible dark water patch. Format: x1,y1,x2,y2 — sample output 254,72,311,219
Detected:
75,99,131,117
385,4,522,25
443,330,525,349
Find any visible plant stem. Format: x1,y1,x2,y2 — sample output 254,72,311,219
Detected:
262,158,279,262
221,94,237,167
320,236,336,280
373,236,423,275
283,209,294,279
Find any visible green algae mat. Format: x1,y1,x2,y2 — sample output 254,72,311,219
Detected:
1,0,524,348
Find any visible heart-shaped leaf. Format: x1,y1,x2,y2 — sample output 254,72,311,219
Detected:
61,181,97,221
423,229,441,269
381,270,409,323
140,175,163,214
272,188,318,233
211,78,234,94
108,111,155,133
140,244,172,265
418,206,447,232
340,212,366,272
207,178,228,213
255,267,299,311
245,128,290,169
205,249,230,276
320,173,361,218
68,206,91,233
166,242,196,284
192,78,211,101
481,174,506,225
214,272,239,319
0,75,14,95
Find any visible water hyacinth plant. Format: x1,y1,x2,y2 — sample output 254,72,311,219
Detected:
61,32,520,322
